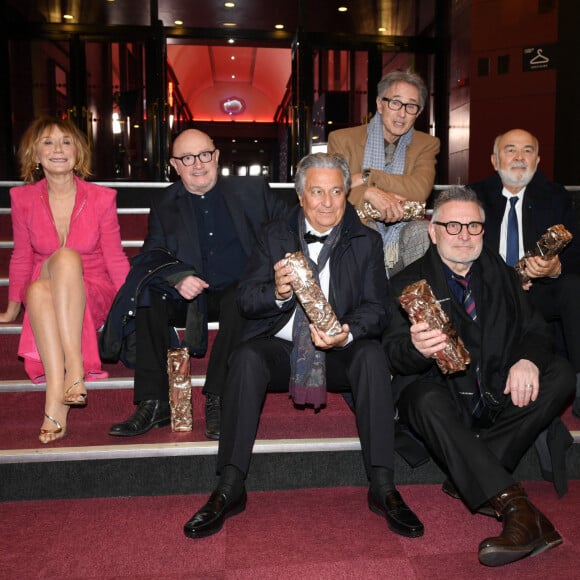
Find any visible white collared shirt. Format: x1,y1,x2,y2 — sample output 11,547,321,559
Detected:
275,220,333,341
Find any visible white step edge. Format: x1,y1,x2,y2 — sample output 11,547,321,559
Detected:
0,207,151,215
117,207,150,214
0,375,207,393
0,240,144,249
0,324,21,334
1,431,578,465
0,181,296,190
0,437,363,465
0,321,220,336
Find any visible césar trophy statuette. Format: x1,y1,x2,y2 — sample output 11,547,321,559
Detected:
167,347,192,432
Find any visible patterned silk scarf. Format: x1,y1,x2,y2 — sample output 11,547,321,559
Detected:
288,212,342,409
362,112,414,271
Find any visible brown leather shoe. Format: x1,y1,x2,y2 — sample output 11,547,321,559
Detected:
441,479,499,519
478,484,562,567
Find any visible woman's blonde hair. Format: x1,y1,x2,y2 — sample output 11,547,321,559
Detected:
18,116,92,183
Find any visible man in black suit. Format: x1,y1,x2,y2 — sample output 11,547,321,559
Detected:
108,129,291,440
470,128,580,417
183,152,424,540
385,186,574,567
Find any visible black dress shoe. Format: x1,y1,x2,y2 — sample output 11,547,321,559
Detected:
204,394,221,440
183,487,247,539
442,479,499,519
109,400,170,437
368,488,424,538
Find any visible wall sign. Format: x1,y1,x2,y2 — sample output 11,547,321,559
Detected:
523,45,556,72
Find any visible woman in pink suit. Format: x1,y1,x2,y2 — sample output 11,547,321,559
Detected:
0,117,129,443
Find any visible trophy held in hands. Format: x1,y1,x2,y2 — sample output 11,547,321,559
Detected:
514,224,573,284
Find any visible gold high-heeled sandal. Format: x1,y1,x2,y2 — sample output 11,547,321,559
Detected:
39,413,65,444
64,377,87,406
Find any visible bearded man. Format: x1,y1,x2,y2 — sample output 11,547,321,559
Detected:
469,128,580,418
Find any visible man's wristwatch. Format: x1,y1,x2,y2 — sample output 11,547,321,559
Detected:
361,169,371,184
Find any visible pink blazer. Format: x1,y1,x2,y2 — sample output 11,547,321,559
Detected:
9,176,130,382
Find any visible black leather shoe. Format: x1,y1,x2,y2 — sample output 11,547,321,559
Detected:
183,487,247,539
368,488,424,538
442,479,499,519
108,400,170,437
204,394,221,440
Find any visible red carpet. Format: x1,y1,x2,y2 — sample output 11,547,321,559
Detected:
3,386,578,451
1,389,359,449
1,481,578,579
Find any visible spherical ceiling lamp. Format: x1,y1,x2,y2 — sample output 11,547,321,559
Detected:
221,96,246,115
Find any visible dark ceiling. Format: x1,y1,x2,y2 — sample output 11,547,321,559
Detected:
3,1,436,170
5,1,430,123
5,1,424,37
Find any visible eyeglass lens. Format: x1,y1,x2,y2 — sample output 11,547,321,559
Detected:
442,221,483,235
175,150,215,165
382,97,420,115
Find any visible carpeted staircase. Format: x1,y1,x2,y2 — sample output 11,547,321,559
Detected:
1,181,579,504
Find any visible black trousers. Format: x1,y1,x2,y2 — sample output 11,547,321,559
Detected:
397,356,574,510
529,273,580,372
133,284,246,402
217,337,395,479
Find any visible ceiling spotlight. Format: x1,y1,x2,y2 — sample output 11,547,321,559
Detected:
338,6,348,12
223,22,237,27
63,14,74,20
274,24,284,30
174,20,183,26
225,2,235,7
378,27,386,32
228,38,235,44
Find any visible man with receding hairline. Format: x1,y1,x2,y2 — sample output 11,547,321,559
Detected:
470,128,580,417
107,128,291,440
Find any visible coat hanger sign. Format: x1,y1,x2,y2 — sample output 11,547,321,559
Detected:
523,45,555,71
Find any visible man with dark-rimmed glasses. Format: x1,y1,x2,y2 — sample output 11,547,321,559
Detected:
384,186,574,567
107,129,292,440
328,69,440,277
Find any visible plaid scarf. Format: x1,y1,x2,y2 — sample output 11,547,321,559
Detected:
288,212,341,409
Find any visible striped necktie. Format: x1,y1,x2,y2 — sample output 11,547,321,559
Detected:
453,275,484,417
454,276,477,321
506,197,519,266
